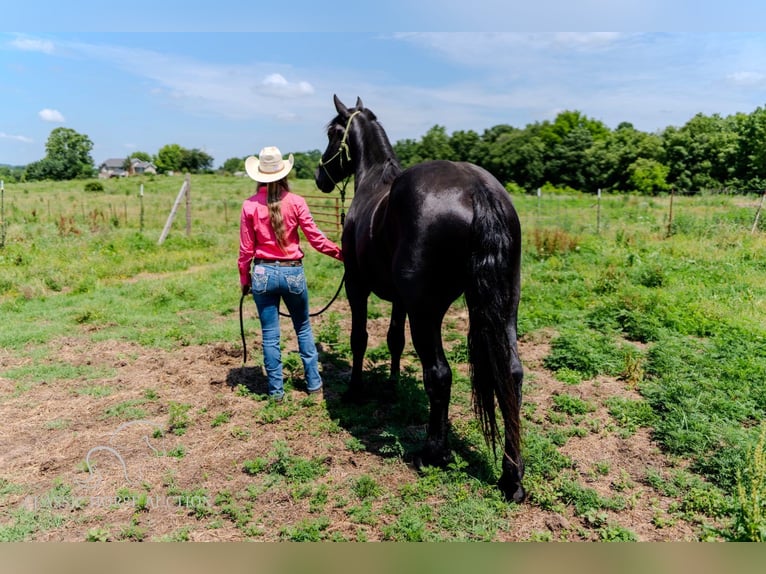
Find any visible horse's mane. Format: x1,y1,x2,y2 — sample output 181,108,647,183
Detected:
361,109,401,184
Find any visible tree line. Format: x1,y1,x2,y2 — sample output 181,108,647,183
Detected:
1,128,215,183
4,106,766,194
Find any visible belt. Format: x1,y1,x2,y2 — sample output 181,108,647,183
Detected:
253,258,302,267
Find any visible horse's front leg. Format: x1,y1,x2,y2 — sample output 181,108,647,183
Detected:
409,314,452,467
345,282,370,402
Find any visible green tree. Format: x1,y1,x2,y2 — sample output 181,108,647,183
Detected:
449,129,485,165
663,113,739,192
418,125,455,162
180,148,214,173
221,157,246,174
734,107,766,190
154,144,184,174
589,122,665,192
627,158,670,194
293,150,322,180
25,127,95,181
392,138,423,168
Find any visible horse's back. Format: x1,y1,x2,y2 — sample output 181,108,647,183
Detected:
384,160,516,308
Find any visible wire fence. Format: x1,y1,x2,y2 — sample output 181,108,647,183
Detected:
1,178,764,249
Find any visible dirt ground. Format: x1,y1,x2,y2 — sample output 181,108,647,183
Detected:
0,300,707,541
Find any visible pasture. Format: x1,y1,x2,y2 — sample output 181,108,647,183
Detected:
1,174,766,541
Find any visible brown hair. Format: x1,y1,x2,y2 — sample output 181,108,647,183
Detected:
266,178,289,252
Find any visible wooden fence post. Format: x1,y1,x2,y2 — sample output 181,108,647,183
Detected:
597,188,602,234
139,184,145,234
752,189,766,234
666,187,675,238
158,176,190,245
1,180,5,249
184,173,191,237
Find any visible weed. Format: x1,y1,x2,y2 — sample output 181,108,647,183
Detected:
544,330,623,379
85,527,111,542
309,485,329,513
378,431,405,459
381,505,433,541
344,437,366,453
558,477,626,515
242,458,269,476
166,445,186,458
167,401,192,435
230,426,251,440
211,411,231,427
118,523,147,541
352,475,382,501
346,501,378,525
103,399,147,420
598,524,638,541
76,385,113,398
552,393,595,416
731,424,766,541
154,527,191,542
531,228,580,258
266,440,329,483
606,397,655,435
279,516,331,541
167,487,211,519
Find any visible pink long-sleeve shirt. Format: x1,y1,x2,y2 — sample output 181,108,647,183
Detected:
238,186,343,286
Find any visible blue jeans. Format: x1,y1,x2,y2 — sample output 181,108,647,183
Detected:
251,263,322,398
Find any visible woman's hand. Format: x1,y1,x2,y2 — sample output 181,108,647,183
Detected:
241,284,251,296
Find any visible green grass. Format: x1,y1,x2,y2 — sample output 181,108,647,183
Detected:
4,179,766,540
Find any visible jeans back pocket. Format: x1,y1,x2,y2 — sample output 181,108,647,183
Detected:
285,272,306,295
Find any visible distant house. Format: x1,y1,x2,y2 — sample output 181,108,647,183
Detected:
129,159,157,176
99,158,126,179
99,158,157,179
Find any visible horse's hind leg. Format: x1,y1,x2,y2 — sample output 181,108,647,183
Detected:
409,312,452,467
497,339,526,503
386,301,406,385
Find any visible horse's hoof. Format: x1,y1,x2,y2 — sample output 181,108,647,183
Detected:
498,474,526,504
413,446,451,471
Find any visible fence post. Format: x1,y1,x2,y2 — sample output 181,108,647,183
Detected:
1,180,5,249
184,173,191,237
666,187,675,238
597,188,601,235
158,177,190,245
139,184,145,234
752,189,766,234
537,187,541,222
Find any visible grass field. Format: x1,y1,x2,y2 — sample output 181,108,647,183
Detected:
2,174,766,541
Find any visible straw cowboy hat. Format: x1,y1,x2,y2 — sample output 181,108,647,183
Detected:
245,146,294,183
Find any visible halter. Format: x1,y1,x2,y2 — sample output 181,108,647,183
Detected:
318,110,361,221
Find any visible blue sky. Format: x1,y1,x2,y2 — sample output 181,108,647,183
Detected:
3,4,766,168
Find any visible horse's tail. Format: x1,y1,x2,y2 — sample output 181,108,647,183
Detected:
465,183,522,459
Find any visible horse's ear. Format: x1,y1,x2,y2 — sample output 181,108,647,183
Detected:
355,96,364,110
333,94,349,116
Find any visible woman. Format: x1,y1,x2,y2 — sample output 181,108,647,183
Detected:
238,146,343,401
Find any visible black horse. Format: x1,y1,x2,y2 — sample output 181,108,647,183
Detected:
315,95,525,502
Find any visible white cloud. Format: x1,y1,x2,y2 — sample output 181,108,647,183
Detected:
38,108,65,122
258,73,315,98
0,132,34,143
10,37,55,54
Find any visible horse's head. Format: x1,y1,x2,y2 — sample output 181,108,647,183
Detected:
314,95,364,194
